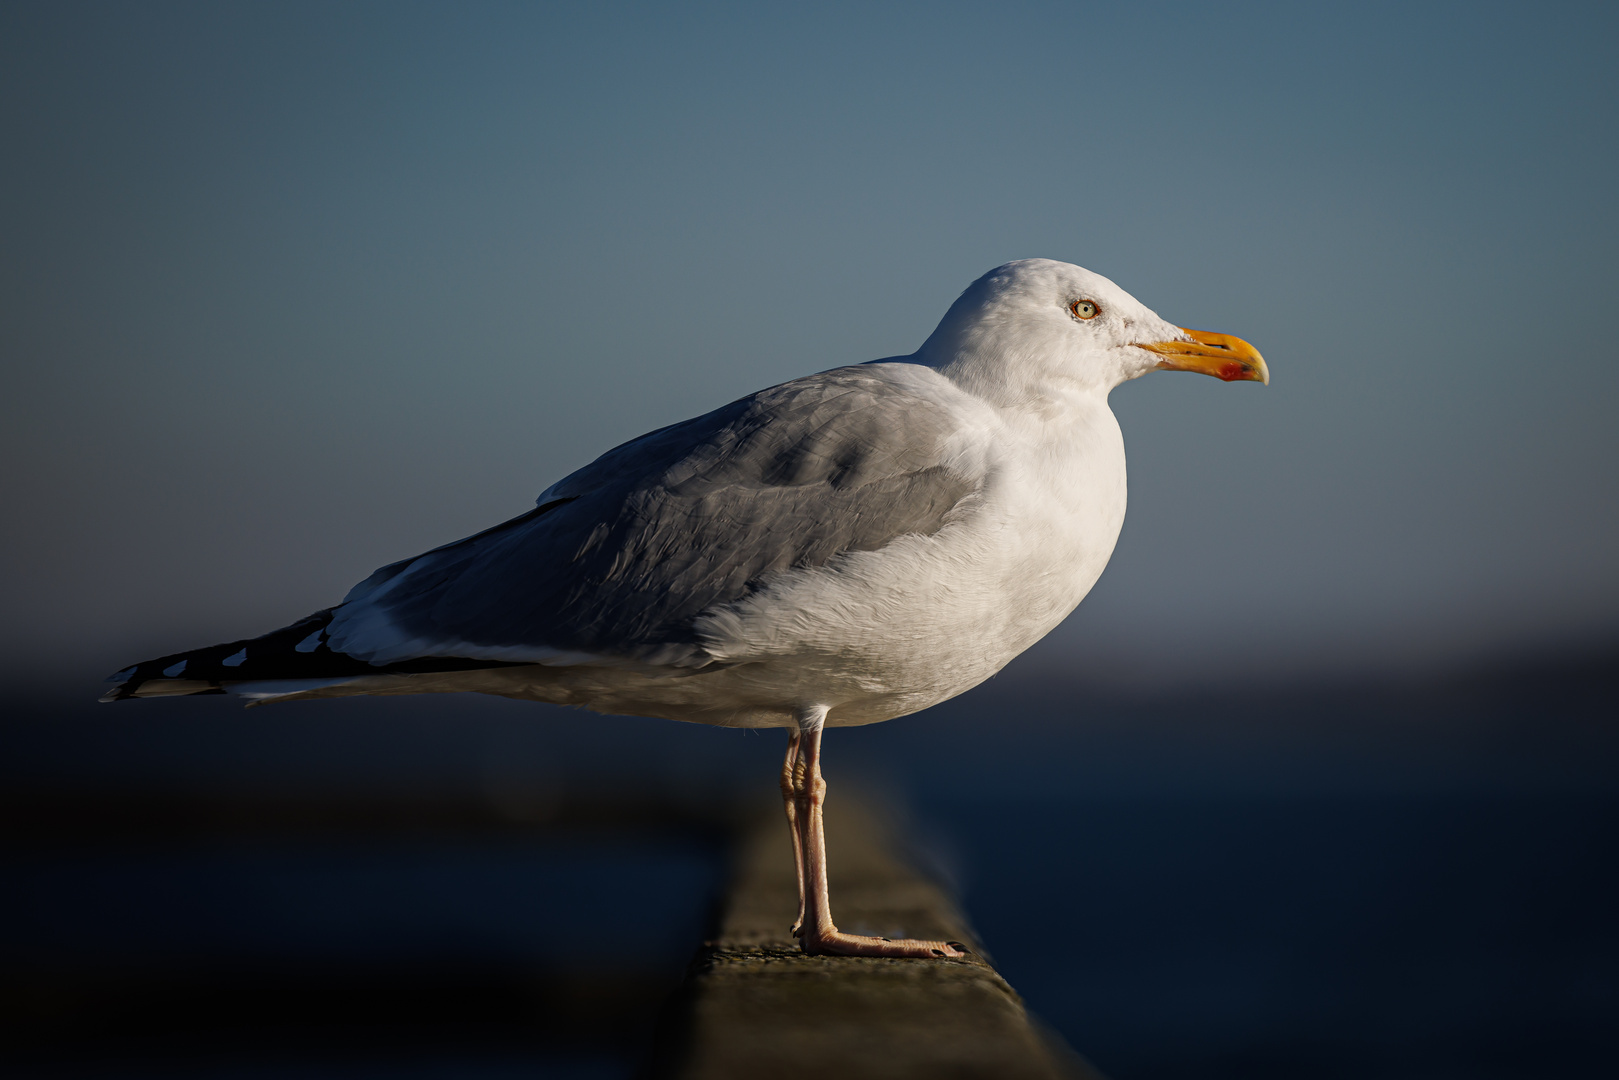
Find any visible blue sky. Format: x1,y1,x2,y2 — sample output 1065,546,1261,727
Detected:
3,0,1616,690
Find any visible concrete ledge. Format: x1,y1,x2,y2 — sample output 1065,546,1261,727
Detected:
652,796,1103,1080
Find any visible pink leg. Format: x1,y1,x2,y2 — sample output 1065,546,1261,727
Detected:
792,719,966,959
780,730,806,936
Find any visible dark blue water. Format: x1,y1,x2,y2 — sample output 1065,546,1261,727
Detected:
4,832,721,1079
927,794,1619,1080
9,795,1612,1078
5,664,1615,1077
9,837,717,970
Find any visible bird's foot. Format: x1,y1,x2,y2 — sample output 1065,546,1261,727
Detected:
799,928,968,958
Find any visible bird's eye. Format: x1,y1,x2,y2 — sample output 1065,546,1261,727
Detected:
1069,299,1100,320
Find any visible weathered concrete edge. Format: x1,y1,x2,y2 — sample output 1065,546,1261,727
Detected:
646,795,1107,1080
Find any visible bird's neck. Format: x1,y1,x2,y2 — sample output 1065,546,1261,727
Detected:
914,333,1119,411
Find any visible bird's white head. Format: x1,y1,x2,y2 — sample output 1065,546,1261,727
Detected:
915,259,1267,406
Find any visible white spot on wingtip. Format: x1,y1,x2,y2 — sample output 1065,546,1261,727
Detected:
162,660,187,677
108,666,137,683
295,631,323,653
222,649,247,667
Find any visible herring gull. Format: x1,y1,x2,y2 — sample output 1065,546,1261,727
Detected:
103,258,1267,958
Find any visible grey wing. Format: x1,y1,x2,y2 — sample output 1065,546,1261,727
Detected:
323,365,982,669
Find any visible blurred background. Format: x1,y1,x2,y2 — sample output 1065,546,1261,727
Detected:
2,2,1615,1077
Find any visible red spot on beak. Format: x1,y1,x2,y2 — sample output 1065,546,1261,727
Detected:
1218,362,1248,382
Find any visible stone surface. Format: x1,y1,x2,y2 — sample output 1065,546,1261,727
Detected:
651,795,1103,1080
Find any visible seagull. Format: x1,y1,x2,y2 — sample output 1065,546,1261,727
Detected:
103,259,1266,958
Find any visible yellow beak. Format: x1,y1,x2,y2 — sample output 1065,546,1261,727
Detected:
1137,328,1269,385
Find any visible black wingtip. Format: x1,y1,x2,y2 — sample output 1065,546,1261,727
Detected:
99,667,137,702
96,605,527,703
95,611,341,703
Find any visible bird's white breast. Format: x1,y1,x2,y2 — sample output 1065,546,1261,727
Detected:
680,377,1128,725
